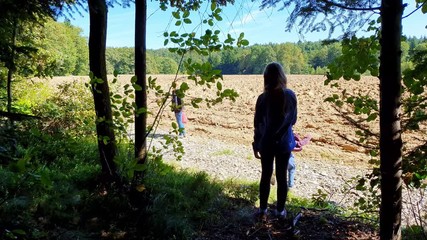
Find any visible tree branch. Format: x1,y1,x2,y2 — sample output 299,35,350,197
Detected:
332,105,379,138
402,2,425,19
319,0,381,11
0,111,40,121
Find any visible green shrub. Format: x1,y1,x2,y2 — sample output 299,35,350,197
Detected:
402,225,427,240
222,179,259,205
30,80,96,137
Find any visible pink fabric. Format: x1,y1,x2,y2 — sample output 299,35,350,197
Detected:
293,134,312,151
181,111,188,124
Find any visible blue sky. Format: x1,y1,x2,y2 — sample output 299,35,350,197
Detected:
66,0,427,49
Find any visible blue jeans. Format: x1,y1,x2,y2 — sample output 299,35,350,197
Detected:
174,111,186,136
288,153,296,187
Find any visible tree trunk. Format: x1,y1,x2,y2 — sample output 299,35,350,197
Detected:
88,0,119,183
134,0,147,164
379,0,404,238
6,20,17,115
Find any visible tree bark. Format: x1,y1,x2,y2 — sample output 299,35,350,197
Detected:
6,20,17,115
379,0,404,238
88,0,119,183
134,0,147,164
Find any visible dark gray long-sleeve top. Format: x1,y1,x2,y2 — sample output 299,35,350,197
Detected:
253,88,297,153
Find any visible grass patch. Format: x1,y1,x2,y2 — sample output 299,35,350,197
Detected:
211,149,234,156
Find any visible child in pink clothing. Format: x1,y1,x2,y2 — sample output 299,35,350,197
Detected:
288,134,312,187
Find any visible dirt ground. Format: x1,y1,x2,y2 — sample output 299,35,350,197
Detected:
50,73,426,167
142,74,380,166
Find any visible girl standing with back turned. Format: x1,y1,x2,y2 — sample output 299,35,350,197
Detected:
252,62,298,220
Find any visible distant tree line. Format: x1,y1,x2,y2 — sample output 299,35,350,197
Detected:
106,36,427,76
3,19,425,77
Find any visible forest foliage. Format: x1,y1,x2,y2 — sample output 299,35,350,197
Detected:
106,36,427,76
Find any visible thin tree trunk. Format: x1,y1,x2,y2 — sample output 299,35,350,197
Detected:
134,0,147,164
7,20,17,115
379,0,404,238
88,0,119,183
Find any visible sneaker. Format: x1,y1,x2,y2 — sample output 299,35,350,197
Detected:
255,208,268,222
275,209,287,220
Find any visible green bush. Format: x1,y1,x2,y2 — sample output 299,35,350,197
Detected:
0,133,100,239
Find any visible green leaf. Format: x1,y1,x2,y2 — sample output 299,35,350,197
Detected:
369,150,378,157
216,81,222,91
136,107,147,115
131,76,137,83
367,113,378,121
240,39,249,46
172,11,180,19
324,97,336,102
184,18,192,24
180,82,189,91
133,84,142,91
238,32,245,41
214,14,223,21
175,20,182,26
211,2,217,11
183,10,190,18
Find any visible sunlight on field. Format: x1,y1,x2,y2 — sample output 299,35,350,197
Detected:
48,74,425,166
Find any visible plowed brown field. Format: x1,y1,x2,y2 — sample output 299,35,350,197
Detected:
51,74,425,166
144,74,380,166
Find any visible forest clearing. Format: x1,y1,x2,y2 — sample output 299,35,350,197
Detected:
40,74,425,239
52,73,403,166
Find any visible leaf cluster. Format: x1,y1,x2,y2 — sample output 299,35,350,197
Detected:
259,0,379,39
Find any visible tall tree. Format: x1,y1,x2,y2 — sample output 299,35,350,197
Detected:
134,0,147,164
379,0,404,238
88,0,119,183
